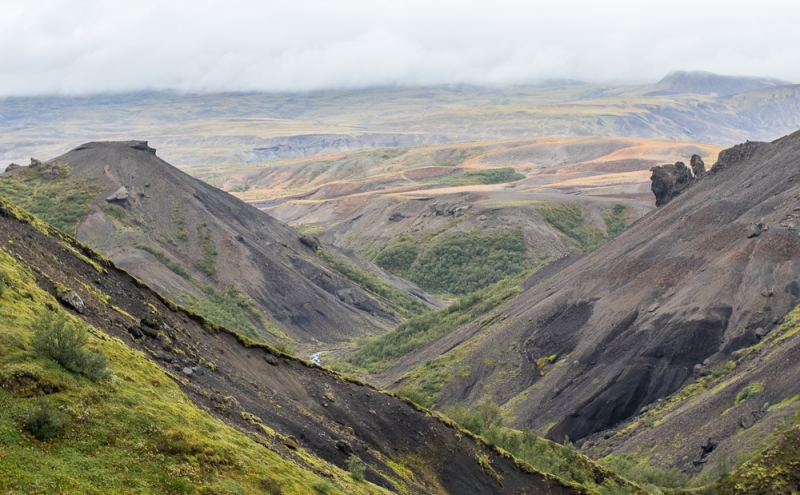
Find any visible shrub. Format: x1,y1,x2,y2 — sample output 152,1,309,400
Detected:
312,480,334,493
32,311,109,381
23,397,64,440
260,477,283,495
602,204,627,237
601,453,689,489
273,338,295,357
347,455,366,481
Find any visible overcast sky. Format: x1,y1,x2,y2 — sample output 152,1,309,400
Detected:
1,0,798,96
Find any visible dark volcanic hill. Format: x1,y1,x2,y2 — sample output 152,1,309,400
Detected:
374,130,800,471
0,141,437,348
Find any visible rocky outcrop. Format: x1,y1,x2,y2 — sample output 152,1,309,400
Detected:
29,158,42,168
650,161,695,206
690,154,706,176
5,163,20,172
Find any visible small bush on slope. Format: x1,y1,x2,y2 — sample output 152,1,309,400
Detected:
22,397,64,441
32,311,109,381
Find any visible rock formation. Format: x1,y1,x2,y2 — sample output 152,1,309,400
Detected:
650,160,695,206
690,154,706,176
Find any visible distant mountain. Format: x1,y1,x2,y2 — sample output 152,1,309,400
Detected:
3,71,800,168
371,130,800,476
0,141,437,347
644,70,791,97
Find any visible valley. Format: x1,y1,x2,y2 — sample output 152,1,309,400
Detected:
2,69,800,494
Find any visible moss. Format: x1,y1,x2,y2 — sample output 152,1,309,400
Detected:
716,424,800,494
735,381,764,406
101,204,129,222
294,224,324,236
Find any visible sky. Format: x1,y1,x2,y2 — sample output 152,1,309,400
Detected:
1,0,799,96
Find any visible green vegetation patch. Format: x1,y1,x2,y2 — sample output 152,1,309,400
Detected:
716,423,800,494
600,453,689,492
317,249,430,317
195,223,218,279
374,242,417,277
443,401,641,493
332,277,522,374
0,163,103,235
101,204,129,222
407,229,528,296
602,204,627,237
536,203,603,250
425,167,525,186
184,285,266,343
136,244,193,281
294,224,325,236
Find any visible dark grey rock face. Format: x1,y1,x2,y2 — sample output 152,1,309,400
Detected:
650,161,695,206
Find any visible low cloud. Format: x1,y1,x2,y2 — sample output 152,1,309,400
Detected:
1,0,798,96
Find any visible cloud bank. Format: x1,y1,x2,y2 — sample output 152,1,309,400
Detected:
1,0,798,96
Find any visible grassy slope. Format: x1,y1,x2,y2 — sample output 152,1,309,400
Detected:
0,248,389,495
331,276,524,375
0,163,102,236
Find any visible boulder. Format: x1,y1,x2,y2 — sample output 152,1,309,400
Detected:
60,290,85,313
335,439,353,455
5,163,20,172
299,235,321,251
182,367,193,376
105,186,129,202
29,158,42,168
738,410,767,429
690,154,706,177
746,222,764,238
650,161,695,206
